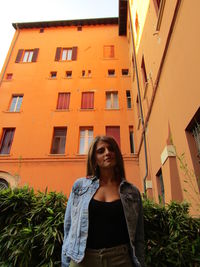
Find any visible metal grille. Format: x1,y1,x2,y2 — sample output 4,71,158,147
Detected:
0,179,9,190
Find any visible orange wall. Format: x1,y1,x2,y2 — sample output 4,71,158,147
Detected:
0,23,141,196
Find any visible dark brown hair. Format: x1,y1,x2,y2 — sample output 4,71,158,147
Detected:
86,135,126,181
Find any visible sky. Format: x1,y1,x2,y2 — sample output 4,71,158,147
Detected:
0,0,118,72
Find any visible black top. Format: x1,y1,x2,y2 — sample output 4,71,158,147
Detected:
86,198,130,249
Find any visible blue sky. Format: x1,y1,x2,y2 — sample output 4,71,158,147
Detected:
0,0,118,71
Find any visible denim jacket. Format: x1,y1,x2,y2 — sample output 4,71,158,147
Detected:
61,177,145,267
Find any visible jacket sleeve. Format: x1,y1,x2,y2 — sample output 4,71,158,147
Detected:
135,193,145,267
61,191,73,267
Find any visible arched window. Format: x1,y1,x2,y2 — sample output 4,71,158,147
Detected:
0,178,9,190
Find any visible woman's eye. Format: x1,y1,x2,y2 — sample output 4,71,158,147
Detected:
96,148,105,154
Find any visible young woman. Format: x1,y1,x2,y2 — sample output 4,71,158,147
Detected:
62,136,145,267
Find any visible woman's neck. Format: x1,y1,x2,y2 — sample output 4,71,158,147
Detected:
99,169,119,185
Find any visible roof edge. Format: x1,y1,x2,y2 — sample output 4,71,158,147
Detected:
12,17,119,29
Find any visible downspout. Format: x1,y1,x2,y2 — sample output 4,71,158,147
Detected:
128,3,148,193
0,23,20,86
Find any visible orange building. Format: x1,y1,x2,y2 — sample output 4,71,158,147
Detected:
0,17,140,196
0,0,199,214
125,0,200,214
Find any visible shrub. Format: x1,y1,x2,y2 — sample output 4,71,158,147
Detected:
0,187,199,266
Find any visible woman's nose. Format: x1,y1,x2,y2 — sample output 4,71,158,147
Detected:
105,148,110,154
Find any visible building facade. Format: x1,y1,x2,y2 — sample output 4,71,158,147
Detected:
0,18,140,196
0,0,199,214
125,0,200,214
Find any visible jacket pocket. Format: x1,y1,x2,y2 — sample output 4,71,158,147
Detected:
72,186,89,206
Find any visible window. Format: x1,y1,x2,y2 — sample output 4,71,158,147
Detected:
129,126,135,153
106,92,119,109
103,45,115,58
108,69,115,76
122,69,129,76
6,73,13,80
82,70,91,77
77,26,82,31
0,178,9,190
153,0,166,30
9,95,23,112
57,93,70,110
88,70,92,77
81,92,94,109
141,55,148,86
66,71,72,78
126,90,132,109
0,128,15,155
15,49,39,63
156,168,165,204
79,128,93,154
106,126,120,147
51,128,67,154
186,107,200,189
39,28,44,33
55,47,77,61
50,71,57,78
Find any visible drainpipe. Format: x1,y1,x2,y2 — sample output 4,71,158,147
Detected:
128,3,148,193
0,23,20,86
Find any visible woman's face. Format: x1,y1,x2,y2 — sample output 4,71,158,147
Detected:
95,141,116,170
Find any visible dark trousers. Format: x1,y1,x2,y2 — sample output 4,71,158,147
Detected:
69,244,133,267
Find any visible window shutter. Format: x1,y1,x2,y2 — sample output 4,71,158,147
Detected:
15,49,23,63
32,48,39,62
110,45,114,58
81,92,94,109
72,47,78,61
55,47,61,61
106,126,120,147
57,93,70,109
0,128,15,154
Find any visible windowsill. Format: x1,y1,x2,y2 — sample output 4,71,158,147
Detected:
102,57,118,60
3,111,22,113
79,108,95,111
48,77,57,80
63,77,72,79
80,76,92,79
0,154,11,157
54,109,70,112
75,154,87,157
107,75,116,78
48,153,66,156
16,62,36,64
3,79,13,82
105,108,120,111
57,60,72,63
121,75,131,77
127,108,133,110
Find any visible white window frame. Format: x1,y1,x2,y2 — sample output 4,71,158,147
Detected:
9,96,23,112
23,50,33,62
106,92,119,109
62,48,72,61
79,129,93,154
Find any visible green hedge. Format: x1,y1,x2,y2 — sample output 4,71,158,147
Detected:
0,187,199,267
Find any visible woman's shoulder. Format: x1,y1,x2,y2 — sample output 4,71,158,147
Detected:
120,180,141,196
72,176,95,190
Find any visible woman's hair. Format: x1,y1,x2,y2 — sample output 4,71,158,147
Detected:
86,135,126,181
